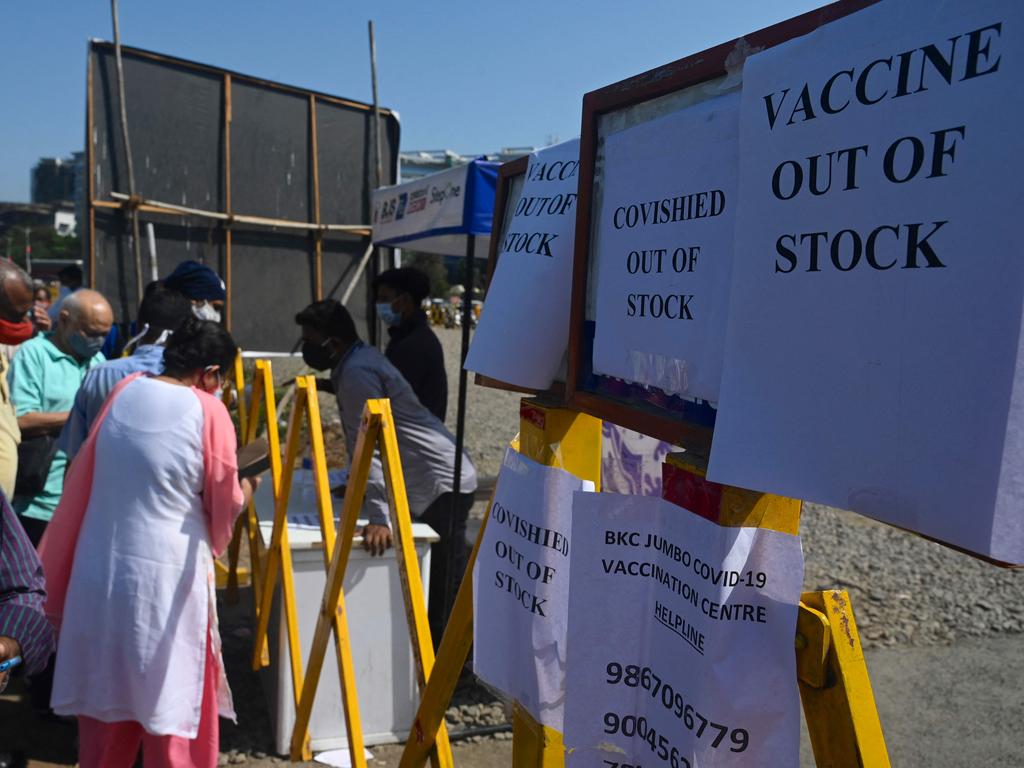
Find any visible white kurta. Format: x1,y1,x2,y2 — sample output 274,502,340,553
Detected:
51,378,234,737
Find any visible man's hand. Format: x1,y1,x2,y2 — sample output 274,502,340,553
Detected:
0,636,22,694
32,304,51,332
315,377,335,394
362,523,392,557
241,475,262,508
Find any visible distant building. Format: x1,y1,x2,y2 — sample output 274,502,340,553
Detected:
399,147,537,181
31,152,84,205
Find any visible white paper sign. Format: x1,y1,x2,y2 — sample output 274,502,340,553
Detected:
473,447,594,729
709,0,1024,563
564,493,803,768
592,94,739,401
465,139,580,390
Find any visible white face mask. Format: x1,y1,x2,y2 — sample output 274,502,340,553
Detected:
193,302,222,323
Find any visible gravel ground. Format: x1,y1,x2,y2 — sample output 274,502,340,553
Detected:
800,503,1024,649
9,327,1024,765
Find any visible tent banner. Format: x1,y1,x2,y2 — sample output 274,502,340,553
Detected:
465,139,580,390
372,164,469,247
563,492,803,768
708,0,1024,563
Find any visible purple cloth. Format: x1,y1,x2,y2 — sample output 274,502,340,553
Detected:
0,493,54,674
601,422,673,497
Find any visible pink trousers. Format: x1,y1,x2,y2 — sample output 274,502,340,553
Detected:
77,632,219,768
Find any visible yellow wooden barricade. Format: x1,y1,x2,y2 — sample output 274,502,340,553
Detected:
222,358,283,639
218,353,248,593
283,396,454,766
245,375,348,761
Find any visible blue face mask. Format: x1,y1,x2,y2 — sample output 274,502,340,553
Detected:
376,302,402,327
69,330,105,360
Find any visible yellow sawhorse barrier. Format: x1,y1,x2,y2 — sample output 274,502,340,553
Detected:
284,396,454,767
399,400,890,768
219,353,251,593
223,357,283,641
248,375,360,762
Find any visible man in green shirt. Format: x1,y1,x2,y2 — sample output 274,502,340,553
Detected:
10,289,112,545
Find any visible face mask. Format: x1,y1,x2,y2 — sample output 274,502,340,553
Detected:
376,302,402,327
69,331,105,360
193,302,222,323
302,338,337,371
0,318,34,345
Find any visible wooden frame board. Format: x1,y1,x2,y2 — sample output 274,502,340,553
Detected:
85,40,398,350
567,0,879,450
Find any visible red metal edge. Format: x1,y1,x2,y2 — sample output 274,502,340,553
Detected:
520,401,546,431
662,462,722,524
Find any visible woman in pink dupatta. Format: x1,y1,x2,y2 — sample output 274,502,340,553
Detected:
39,319,257,768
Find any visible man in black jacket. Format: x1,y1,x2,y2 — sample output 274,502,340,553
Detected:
373,268,448,422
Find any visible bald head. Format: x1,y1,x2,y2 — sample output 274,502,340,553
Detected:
0,263,33,323
62,289,112,325
59,289,113,360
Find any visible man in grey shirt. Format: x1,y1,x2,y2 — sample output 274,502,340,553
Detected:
295,300,477,641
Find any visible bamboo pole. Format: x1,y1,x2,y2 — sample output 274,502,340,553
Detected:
224,73,234,331
86,52,96,287
105,192,370,233
110,0,144,303
367,20,383,341
368,21,384,193
310,94,323,300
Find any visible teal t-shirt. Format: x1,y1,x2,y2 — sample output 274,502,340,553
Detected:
9,334,104,521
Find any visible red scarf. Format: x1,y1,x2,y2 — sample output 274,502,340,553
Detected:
0,319,34,345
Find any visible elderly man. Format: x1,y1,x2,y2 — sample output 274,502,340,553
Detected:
0,263,44,500
10,289,111,546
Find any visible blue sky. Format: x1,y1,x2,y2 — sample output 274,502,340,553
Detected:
1,0,823,201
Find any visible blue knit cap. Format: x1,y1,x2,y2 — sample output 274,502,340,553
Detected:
164,260,226,301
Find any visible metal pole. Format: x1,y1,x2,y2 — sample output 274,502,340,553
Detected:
111,0,144,306
448,235,474,629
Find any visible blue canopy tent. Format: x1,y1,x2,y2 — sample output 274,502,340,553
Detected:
372,159,498,614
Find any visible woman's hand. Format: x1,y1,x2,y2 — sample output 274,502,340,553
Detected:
361,523,392,557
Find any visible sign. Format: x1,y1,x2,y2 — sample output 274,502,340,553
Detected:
563,493,803,767
465,140,580,390
372,164,471,256
592,94,739,401
473,448,594,729
709,0,1024,563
